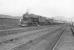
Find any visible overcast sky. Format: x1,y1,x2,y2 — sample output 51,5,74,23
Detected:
0,0,74,21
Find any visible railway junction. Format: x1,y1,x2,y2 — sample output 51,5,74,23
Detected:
0,24,74,50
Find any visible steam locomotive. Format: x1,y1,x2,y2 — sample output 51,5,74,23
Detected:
19,12,52,27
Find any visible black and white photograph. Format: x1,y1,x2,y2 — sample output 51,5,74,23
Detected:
0,0,74,50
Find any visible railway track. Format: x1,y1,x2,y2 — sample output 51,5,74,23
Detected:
0,24,62,38
0,26,51,37
9,25,66,50
0,25,57,30
0,25,63,42
52,24,74,50
0,26,54,43
0,25,66,50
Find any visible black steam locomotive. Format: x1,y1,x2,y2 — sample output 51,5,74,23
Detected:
19,12,52,27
